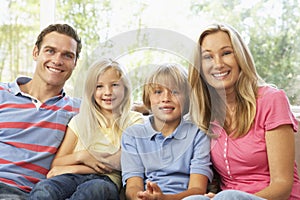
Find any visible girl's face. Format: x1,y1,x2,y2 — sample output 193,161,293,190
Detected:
149,83,186,128
201,31,240,93
94,68,125,115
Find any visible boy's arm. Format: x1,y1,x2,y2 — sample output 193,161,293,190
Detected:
187,173,208,194
125,176,144,200
139,174,208,200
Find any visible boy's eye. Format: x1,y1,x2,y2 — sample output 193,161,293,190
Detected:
171,90,179,95
154,89,162,94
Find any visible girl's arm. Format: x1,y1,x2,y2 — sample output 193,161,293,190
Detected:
47,165,97,178
255,124,295,200
50,126,112,175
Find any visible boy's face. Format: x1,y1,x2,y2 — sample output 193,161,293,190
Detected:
149,83,186,128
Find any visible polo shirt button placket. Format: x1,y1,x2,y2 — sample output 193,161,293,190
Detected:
224,137,232,179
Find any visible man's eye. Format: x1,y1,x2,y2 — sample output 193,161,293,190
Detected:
65,53,74,59
46,49,54,54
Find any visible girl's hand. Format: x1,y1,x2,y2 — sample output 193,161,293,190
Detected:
46,166,75,178
75,150,113,174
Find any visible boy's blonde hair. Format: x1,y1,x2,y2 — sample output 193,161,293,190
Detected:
143,63,190,116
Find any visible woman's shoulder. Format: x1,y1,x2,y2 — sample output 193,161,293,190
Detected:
257,85,287,101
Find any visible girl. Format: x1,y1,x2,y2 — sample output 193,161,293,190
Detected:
29,58,143,200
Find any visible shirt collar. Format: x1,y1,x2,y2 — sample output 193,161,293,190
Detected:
147,115,188,140
9,76,66,97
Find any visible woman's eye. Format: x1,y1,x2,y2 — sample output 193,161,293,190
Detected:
202,54,212,60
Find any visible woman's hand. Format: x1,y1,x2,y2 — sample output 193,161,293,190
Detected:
204,192,215,199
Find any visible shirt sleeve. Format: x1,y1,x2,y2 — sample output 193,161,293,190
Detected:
190,129,213,182
257,86,298,132
121,126,145,187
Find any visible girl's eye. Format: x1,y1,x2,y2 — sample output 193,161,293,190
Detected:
112,83,120,87
223,51,232,56
96,85,103,89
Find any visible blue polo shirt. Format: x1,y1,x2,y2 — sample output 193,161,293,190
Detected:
0,77,80,192
121,116,213,194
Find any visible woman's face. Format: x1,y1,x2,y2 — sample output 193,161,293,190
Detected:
201,31,240,92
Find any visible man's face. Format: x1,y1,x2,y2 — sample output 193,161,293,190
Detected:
32,31,78,88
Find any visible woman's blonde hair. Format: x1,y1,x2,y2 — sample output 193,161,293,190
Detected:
189,23,265,138
143,63,190,116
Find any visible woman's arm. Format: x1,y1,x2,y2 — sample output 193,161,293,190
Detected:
255,124,295,200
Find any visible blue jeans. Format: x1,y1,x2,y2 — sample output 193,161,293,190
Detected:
28,173,119,200
182,190,266,200
0,182,29,200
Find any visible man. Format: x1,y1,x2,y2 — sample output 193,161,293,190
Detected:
0,23,82,200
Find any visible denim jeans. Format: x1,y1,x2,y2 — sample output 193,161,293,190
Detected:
0,182,29,200
28,173,119,200
182,190,266,200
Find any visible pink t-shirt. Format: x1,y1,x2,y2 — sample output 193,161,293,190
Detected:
210,86,300,200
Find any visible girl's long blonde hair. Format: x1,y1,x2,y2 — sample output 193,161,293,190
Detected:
75,58,133,152
189,23,265,138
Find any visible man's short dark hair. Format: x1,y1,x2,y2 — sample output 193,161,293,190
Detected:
35,24,82,60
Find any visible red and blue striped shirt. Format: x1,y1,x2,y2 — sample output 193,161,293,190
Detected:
0,77,80,192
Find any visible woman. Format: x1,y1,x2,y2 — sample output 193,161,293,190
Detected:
187,23,300,200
